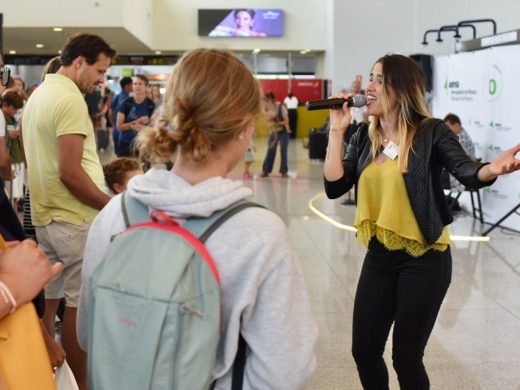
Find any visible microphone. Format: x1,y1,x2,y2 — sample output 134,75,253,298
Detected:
305,94,367,111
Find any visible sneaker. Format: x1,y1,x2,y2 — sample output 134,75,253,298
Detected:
260,172,269,178
281,173,289,178
242,173,252,179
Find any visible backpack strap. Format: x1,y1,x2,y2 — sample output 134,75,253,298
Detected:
186,200,263,390
183,200,264,243
121,191,151,227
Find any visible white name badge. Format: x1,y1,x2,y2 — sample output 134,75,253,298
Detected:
383,141,398,160
6,125,16,132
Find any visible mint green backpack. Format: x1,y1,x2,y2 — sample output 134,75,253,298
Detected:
87,193,259,389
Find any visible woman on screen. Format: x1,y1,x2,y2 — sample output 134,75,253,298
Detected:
233,9,266,37
209,9,267,37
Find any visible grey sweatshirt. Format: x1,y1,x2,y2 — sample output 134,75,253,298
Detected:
77,168,318,389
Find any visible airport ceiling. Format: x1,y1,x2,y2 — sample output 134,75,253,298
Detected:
3,27,321,58
3,27,153,55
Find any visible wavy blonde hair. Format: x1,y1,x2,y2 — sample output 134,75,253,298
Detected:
136,49,262,163
368,54,432,172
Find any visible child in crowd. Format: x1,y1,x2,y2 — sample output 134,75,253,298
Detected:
103,157,143,194
242,140,256,179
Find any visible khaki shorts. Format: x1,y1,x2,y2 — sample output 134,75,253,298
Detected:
36,220,91,308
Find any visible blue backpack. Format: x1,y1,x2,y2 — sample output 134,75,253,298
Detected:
87,193,260,389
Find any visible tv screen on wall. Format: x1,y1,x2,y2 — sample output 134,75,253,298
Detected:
198,9,284,37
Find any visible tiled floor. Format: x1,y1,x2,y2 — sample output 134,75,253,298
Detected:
101,138,520,389
228,139,520,390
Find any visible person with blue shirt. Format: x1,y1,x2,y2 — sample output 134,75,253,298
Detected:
109,76,132,155
116,74,155,157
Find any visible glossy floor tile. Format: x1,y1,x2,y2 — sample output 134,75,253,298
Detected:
229,139,520,390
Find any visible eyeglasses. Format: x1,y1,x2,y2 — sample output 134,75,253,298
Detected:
1,66,11,87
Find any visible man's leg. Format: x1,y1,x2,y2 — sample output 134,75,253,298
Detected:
36,226,64,338
42,298,61,337
262,132,278,175
62,306,87,390
42,221,90,390
279,131,290,174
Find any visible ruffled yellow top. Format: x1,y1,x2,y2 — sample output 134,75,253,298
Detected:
354,159,450,257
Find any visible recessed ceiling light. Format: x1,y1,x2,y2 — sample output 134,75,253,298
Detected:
58,50,62,54
53,27,63,32
35,44,44,48
8,50,16,55
155,50,162,55
252,48,261,54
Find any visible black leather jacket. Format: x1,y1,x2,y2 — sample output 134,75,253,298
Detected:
324,118,495,244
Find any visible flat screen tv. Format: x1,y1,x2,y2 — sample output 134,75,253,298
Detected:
198,9,284,37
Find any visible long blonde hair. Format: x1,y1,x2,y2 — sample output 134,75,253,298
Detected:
368,54,431,172
136,49,262,163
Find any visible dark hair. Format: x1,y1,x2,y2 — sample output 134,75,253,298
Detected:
1,89,25,109
133,74,150,86
264,92,275,102
60,33,116,66
119,77,133,89
234,9,255,19
443,113,461,125
103,157,142,193
7,75,25,90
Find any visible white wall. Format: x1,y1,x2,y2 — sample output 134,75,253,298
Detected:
149,0,328,52
123,0,154,47
1,0,125,26
325,0,520,92
326,0,417,92
416,0,520,56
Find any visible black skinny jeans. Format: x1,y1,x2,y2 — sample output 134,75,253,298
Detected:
352,239,452,390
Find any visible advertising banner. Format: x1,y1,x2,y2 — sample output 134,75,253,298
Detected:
432,46,520,231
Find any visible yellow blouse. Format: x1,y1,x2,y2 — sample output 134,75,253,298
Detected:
354,159,450,257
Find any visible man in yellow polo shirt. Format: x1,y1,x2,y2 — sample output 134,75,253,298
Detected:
23,33,116,390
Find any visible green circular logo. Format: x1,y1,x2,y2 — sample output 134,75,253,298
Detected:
487,64,502,101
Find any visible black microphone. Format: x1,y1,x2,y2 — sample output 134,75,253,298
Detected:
305,94,367,111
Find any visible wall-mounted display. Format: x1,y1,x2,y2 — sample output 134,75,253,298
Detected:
198,9,284,37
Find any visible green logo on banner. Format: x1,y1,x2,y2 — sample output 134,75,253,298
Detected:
489,79,497,95
487,64,502,101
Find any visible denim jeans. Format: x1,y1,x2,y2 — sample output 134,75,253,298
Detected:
352,239,452,390
262,130,289,174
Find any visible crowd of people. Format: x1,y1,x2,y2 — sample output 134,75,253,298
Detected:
0,35,317,390
1,32,520,390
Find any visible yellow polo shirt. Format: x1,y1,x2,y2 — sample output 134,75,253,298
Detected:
22,74,104,226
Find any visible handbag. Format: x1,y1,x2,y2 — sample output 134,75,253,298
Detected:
0,234,56,390
0,303,56,389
